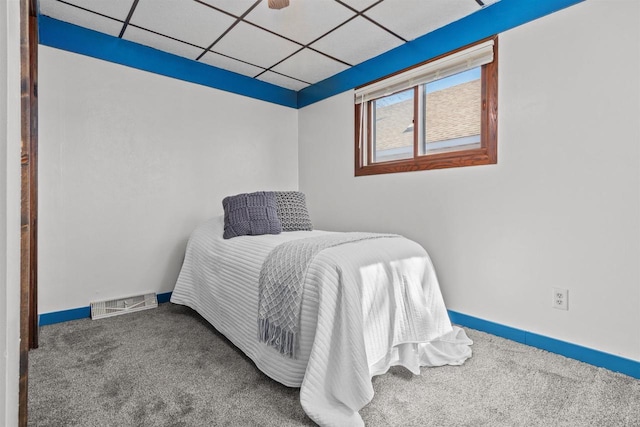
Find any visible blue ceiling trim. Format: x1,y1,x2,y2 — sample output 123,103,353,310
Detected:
39,0,583,110
297,0,585,108
38,16,298,109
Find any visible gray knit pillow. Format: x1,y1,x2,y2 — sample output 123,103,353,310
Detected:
222,191,282,239
275,191,313,231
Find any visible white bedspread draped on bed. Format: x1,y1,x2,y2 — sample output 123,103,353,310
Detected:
170,216,472,427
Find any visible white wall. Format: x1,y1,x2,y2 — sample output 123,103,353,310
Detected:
299,0,640,360
1,0,22,425
38,46,299,313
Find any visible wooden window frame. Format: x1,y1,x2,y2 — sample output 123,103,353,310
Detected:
355,36,498,177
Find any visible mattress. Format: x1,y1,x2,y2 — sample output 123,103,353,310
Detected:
171,216,472,426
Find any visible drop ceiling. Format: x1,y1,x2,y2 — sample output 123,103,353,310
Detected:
39,0,500,92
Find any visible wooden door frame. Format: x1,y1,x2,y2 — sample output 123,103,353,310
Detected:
27,1,38,352
19,0,38,425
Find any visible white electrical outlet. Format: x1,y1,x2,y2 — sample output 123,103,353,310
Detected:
552,288,568,310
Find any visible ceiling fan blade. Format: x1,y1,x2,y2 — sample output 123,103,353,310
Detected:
268,0,290,9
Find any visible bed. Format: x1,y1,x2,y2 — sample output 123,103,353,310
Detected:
170,192,472,426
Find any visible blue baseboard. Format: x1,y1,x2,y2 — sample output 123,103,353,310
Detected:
157,292,172,304
39,306,91,326
37,296,638,379
448,310,640,379
38,291,173,326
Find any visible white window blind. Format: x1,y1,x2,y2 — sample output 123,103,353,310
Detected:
354,39,494,104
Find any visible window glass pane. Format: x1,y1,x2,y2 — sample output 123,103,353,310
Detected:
372,89,414,163
422,68,481,155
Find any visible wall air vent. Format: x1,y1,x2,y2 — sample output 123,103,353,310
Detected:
90,293,158,320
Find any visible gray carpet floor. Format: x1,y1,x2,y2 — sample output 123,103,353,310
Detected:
28,303,640,426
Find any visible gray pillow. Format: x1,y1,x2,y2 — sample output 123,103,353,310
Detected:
275,191,313,231
222,191,282,239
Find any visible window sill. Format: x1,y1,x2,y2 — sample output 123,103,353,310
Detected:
354,147,497,176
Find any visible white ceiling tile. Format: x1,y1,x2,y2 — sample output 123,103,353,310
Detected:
365,0,481,41
129,0,237,48
257,71,309,91
213,21,301,69
311,16,403,66
56,0,135,20
41,0,500,92
199,51,265,78
39,0,125,36
244,0,354,45
338,0,380,12
272,48,349,85
123,26,204,60
197,0,259,17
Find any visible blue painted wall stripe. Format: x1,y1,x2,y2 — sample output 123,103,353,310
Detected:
297,0,585,107
38,16,298,109
39,306,91,326
448,310,640,379
38,0,583,109
37,296,638,379
157,292,172,304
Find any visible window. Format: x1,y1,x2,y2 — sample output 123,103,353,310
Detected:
355,37,498,176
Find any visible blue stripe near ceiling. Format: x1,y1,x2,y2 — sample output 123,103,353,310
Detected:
296,0,585,108
38,16,298,109
39,0,584,109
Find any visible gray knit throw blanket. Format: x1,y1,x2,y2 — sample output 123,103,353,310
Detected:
258,232,398,358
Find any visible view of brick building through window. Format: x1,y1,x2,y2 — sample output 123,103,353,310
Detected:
355,37,497,176
373,75,481,163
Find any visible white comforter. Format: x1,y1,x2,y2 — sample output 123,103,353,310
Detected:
170,216,472,426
